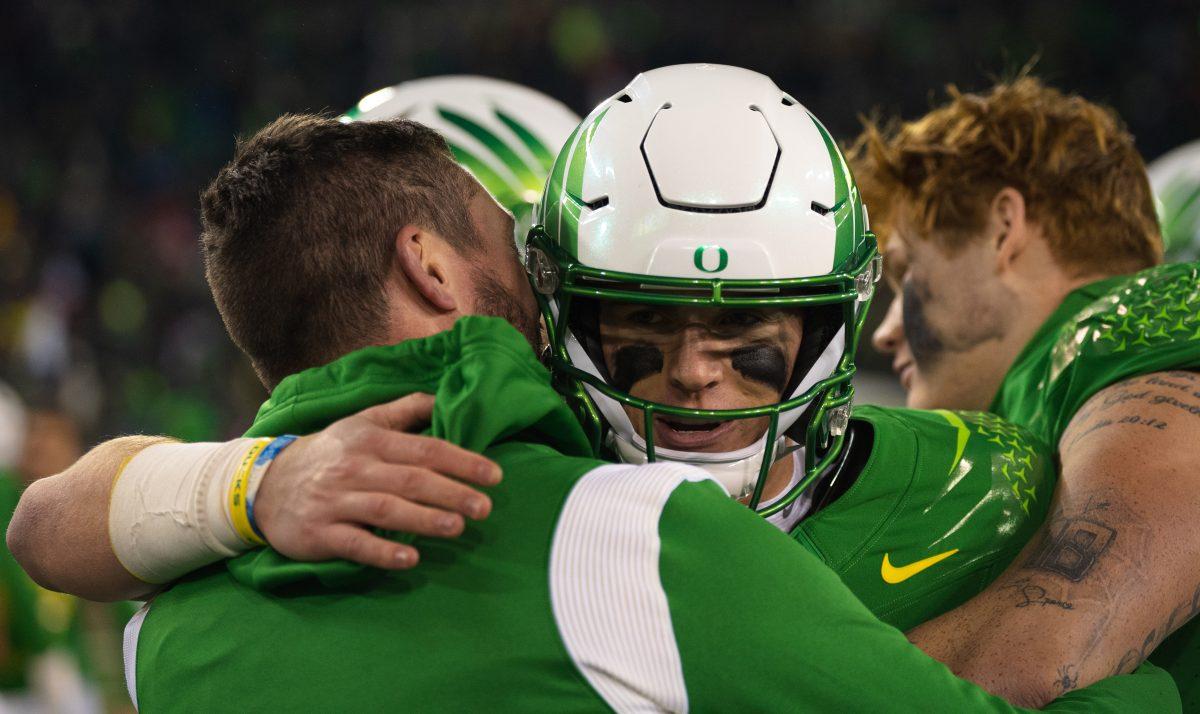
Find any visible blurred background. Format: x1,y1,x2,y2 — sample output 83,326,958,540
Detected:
0,1,1197,710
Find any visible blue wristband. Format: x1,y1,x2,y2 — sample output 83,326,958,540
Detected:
246,435,299,543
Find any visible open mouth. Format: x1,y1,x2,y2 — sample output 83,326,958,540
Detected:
660,418,721,432
652,415,737,451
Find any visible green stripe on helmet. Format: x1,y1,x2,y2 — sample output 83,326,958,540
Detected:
539,121,585,255
809,113,859,270
437,107,542,191
445,141,522,210
495,109,557,175
539,107,608,258
567,107,609,199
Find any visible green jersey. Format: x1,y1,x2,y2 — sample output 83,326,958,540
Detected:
127,318,1177,712
991,262,1200,707
993,262,1200,446
797,407,1054,632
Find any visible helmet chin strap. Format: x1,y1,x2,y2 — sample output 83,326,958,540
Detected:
610,431,800,503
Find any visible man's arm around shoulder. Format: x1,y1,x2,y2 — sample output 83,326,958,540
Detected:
8,394,502,602
909,371,1200,706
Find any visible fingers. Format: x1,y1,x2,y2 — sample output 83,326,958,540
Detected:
355,463,492,521
335,491,467,540
358,393,436,431
353,393,502,487
372,432,501,487
323,524,420,571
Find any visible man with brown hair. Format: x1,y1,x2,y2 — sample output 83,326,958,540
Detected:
858,76,1200,707
8,115,521,600
203,113,541,388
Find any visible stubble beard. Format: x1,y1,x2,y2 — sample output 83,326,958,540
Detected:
471,265,545,356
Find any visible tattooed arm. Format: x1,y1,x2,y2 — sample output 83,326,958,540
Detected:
907,371,1200,707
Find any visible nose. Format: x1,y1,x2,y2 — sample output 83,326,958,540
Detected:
872,292,905,356
666,332,723,395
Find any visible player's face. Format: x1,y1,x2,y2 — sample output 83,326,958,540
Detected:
873,221,1016,410
466,190,543,354
598,303,803,452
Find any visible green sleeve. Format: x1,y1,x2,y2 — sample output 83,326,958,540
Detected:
1024,263,1200,444
657,480,1180,713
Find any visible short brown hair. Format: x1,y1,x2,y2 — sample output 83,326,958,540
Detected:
849,77,1162,277
200,114,479,388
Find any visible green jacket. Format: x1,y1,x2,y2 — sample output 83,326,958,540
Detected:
128,317,1178,712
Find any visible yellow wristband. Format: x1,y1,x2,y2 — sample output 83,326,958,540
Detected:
228,439,271,546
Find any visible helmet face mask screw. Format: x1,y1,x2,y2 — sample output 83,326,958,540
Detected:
525,246,560,295
827,404,851,437
855,268,875,302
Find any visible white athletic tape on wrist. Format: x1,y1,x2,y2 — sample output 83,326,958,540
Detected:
108,438,270,584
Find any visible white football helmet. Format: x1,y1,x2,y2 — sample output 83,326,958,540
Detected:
343,75,581,235
527,64,878,511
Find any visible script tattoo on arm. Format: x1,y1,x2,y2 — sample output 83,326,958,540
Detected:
1003,578,1074,610
1032,369,1200,680
1064,370,1200,451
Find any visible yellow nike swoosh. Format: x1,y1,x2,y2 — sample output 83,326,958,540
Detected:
881,549,960,584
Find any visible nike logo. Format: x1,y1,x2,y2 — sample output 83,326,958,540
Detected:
881,549,959,584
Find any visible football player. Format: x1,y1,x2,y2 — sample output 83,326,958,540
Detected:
11,66,1178,710
523,64,1061,630
859,77,1200,706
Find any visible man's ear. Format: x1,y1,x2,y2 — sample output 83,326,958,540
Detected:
395,226,458,312
990,187,1030,275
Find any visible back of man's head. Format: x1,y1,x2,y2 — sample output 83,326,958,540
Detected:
200,115,480,388
850,76,1163,278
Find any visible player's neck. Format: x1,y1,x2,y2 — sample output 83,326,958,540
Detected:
759,443,802,502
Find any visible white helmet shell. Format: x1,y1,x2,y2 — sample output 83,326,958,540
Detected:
555,63,860,280
344,75,581,223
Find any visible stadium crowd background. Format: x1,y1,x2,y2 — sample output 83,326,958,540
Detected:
0,1,1197,711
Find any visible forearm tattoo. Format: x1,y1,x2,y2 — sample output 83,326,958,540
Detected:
1064,371,1200,451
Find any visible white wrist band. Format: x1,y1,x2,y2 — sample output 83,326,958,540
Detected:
108,438,271,584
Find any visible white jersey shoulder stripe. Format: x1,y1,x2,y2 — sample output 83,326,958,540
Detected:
549,462,715,713
123,601,151,711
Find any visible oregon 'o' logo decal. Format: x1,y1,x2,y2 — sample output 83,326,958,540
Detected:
693,246,729,273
